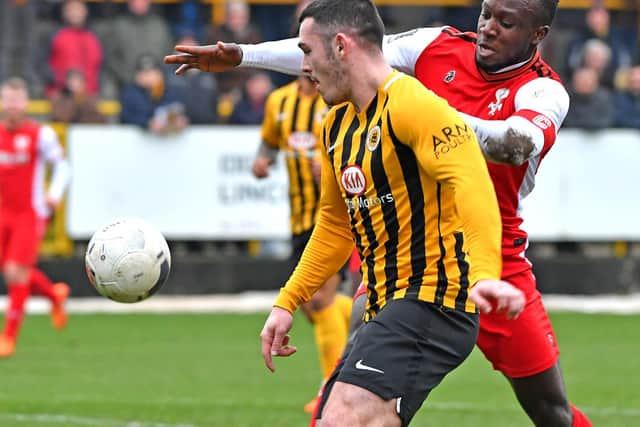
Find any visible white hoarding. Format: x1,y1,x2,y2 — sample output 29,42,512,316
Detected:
67,126,290,239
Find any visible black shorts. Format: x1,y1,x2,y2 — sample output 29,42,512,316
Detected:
315,299,479,426
290,229,314,266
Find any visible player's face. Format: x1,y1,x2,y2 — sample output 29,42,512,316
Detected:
476,0,546,72
0,87,28,122
298,18,348,106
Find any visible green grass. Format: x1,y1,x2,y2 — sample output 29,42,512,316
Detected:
0,312,637,426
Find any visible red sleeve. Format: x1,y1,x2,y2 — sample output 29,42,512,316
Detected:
512,109,557,155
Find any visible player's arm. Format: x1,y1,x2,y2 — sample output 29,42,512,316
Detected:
165,39,304,76
253,92,281,179
460,78,570,166
391,84,502,282
382,27,443,75
273,129,354,314
164,27,442,77
39,126,71,211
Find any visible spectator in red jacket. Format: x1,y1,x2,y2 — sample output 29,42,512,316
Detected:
46,0,103,97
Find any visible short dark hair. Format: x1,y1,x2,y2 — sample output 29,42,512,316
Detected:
298,0,384,50
533,0,559,26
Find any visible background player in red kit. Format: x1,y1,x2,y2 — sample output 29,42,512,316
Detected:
0,77,71,358
164,1,592,425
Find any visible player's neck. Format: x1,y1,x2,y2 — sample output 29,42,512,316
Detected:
348,53,393,113
2,117,25,131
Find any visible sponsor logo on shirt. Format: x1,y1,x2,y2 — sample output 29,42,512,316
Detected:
341,165,367,196
0,150,29,164
287,131,317,150
532,114,552,130
488,88,510,116
366,126,381,151
345,193,394,210
444,70,456,83
432,123,473,159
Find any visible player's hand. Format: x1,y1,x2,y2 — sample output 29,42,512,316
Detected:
260,306,297,372
252,157,271,179
45,196,60,214
164,41,243,75
470,279,525,319
311,158,321,183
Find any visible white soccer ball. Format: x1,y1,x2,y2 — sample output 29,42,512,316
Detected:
85,218,171,303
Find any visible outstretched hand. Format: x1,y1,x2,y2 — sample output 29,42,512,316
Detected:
470,279,526,319
164,41,243,75
260,307,297,372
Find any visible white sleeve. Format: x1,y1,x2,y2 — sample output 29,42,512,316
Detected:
240,38,303,75
461,78,570,159
382,27,444,75
38,126,71,202
514,78,570,131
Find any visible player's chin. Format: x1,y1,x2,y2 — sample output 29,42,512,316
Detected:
475,53,502,72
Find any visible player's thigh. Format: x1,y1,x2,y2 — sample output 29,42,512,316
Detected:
3,213,44,268
321,381,400,427
337,299,478,426
477,270,560,378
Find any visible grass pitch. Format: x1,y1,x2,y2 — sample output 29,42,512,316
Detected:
0,312,637,427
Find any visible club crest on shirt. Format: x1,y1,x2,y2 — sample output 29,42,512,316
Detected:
13,135,30,151
341,165,367,196
488,88,510,116
444,70,456,83
365,126,381,151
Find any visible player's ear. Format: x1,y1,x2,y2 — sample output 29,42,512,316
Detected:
334,33,347,58
532,25,549,47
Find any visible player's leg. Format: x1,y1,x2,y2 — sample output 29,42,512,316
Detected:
508,363,593,427
320,299,478,427
0,215,36,357
19,216,70,330
29,267,70,330
1,260,31,357
476,270,592,427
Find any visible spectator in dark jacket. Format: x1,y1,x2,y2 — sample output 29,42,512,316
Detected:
166,29,219,125
104,0,173,90
119,54,188,134
613,65,640,128
564,67,615,129
229,71,272,125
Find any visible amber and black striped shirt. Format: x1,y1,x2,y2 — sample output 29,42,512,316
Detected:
261,80,328,235
275,71,502,318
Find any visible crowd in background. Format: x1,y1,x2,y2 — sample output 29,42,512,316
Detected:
0,0,639,131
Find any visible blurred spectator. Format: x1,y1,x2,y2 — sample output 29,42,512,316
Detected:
564,67,614,129
166,30,219,125
104,0,173,91
50,69,106,124
579,38,615,87
229,72,272,125
0,1,42,96
251,4,295,42
119,54,188,134
566,6,631,88
171,0,205,42
45,0,102,98
206,0,262,97
613,65,640,128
